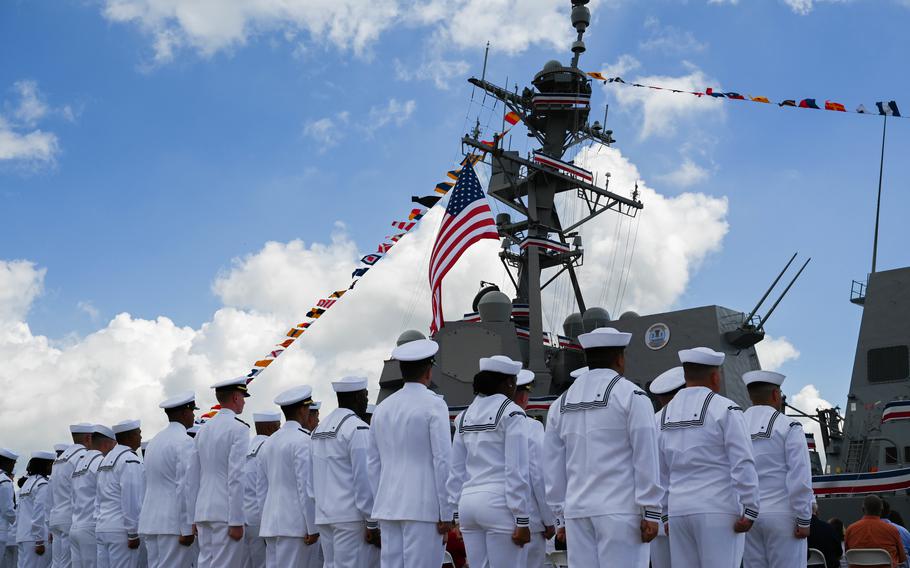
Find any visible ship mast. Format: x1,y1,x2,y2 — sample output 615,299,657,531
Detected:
462,0,643,392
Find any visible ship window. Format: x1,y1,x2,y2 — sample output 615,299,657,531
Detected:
885,446,898,464
904,446,910,463
868,346,910,383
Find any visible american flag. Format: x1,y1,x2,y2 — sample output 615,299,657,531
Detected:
429,160,499,334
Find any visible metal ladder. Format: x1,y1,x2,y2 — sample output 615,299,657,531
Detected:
845,439,867,473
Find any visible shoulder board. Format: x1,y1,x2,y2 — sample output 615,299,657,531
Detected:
728,405,743,412
235,417,250,428
356,426,369,430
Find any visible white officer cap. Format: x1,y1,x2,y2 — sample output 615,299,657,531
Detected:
479,355,522,376
517,369,535,387
32,450,56,461
650,367,686,395
273,385,313,408
210,376,250,397
112,419,141,434
159,391,198,410
391,339,439,361
0,448,19,461
332,376,368,393
569,366,588,379
366,404,376,415
69,423,94,434
678,347,725,366
253,411,281,423
92,424,116,440
310,401,321,411
743,370,785,387
578,327,632,349
54,443,68,452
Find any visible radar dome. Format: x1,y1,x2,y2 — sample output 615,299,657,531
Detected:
619,311,640,320
396,329,427,346
478,291,512,323
562,313,584,340
542,60,562,72
582,307,611,332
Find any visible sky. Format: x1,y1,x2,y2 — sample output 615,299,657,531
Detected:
2,0,910,455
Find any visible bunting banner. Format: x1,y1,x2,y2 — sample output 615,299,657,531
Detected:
813,467,910,496
806,432,817,451
588,73,905,120
882,400,910,423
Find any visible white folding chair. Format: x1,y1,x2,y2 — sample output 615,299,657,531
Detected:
442,550,455,567
845,548,893,566
547,550,569,568
808,547,827,567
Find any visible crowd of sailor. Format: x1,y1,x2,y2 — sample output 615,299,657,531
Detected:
0,326,821,568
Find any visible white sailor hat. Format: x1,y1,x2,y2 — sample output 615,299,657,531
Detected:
253,411,281,423
743,370,785,387
187,424,201,436
310,401,321,411
0,448,19,461
569,366,588,379
578,327,632,349
32,450,56,461
650,367,686,395
54,443,68,452
332,376,368,393
69,423,94,434
159,391,198,410
391,339,439,362
366,404,376,415
517,369,535,388
112,419,141,434
678,347,725,366
479,355,522,376
92,424,116,440
273,385,313,407
210,376,250,397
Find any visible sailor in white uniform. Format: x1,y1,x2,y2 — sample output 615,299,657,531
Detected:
448,356,532,568
95,420,145,568
6,481,17,568
311,376,378,568
742,370,814,568
544,328,663,568
510,370,555,568
258,385,318,567
363,404,376,426
139,393,198,568
659,347,760,568
0,449,18,568
647,367,686,568
368,338,453,568
187,376,252,568
48,423,92,568
17,452,54,568
70,426,115,568
303,402,320,435
243,411,280,568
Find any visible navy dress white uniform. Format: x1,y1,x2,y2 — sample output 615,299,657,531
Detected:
95,421,146,568
18,452,54,568
659,347,760,568
139,393,197,568
647,367,685,568
516,371,556,568
742,371,814,568
310,377,376,568
0,449,18,568
447,356,531,568
48,423,92,568
187,377,251,568
368,339,452,568
258,386,318,567
70,426,111,568
544,328,663,568
243,411,279,568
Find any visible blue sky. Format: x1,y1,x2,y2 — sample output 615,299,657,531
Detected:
2,0,910,433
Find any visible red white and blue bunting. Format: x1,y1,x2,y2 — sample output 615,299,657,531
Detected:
882,400,910,423
813,467,910,496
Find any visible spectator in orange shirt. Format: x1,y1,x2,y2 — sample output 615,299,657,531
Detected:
845,495,907,568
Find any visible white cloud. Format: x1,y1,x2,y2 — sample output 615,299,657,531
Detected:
304,100,415,147
639,17,707,54
394,56,470,90
755,335,801,371
0,81,63,166
77,301,100,321
606,63,725,140
708,0,858,15
11,81,49,126
788,384,834,467
595,54,641,78
656,158,711,188
302,111,350,149
366,99,416,133
783,0,814,13
0,260,45,323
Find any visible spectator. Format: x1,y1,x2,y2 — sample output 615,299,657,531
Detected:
844,495,907,568
809,505,843,568
881,500,910,565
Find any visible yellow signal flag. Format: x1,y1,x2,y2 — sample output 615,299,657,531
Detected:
254,359,274,368
750,96,771,103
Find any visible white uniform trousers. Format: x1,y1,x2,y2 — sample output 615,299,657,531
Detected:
96,532,139,568
17,543,50,568
378,521,444,568
195,522,244,568
564,514,648,568
316,521,370,568
364,542,379,568
242,525,265,568
144,535,193,568
69,527,97,568
49,526,70,568
303,539,322,568
743,513,806,568
525,533,546,568
458,491,529,568
461,530,527,568
2,544,16,568
650,535,670,568
669,513,745,568
264,537,306,568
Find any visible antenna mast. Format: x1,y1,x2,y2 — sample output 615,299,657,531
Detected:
872,116,887,274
